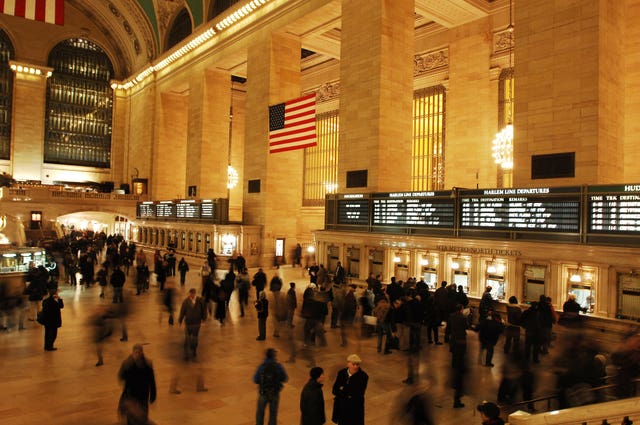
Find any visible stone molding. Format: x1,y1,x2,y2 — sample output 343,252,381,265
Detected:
414,48,449,77
494,28,514,54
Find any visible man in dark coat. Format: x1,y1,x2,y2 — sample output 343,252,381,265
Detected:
301,367,326,425
111,265,126,303
255,291,269,340
178,288,207,360
332,354,368,425
118,344,156,425
41,288,63,351
253,268,267,300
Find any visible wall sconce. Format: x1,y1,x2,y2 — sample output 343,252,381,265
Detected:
451,257,460,270
306,245,315,254
393,256,401,263
420,258,429,266
569,264,582,283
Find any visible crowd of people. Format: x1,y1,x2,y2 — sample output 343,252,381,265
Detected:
1,231,640,425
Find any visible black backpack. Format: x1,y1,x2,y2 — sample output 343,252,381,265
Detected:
259,362,279,399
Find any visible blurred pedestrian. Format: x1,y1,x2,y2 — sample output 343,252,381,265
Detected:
504,296,522,354
476,401,505,425
255,291,269,340
118,344,156,425
300,366,326,425
41,288,64,351
178,288,207,361
253,348,288,425
449,303,468,408
178,257,189,287
332,354,368,425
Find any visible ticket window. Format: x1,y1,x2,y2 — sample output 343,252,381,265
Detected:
568,267,595,313
450,256,470,293
486,259,507,301
180,232,186,250
204,234,211,253
618,272,640,320
393,252,410,282
419,253,439,289
524,265,547,303
346,247,360,279
196,233,202,254
221,234,237,256
368,250,384,280
327,245,339,273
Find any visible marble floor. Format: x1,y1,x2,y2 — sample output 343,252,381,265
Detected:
0,264,585,425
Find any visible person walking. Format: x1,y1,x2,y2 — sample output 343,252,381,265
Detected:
41,288,64,351
253,348,288,425
300,366,326,425
178,257,189,287
331,354,369,425
449,304,468,408
118,344,157,425
255,291,269,340
178,288,207,361
111,265,126,304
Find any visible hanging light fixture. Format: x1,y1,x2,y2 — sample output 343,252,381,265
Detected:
492,0,515,170
570,264,583,283
227,165,239,189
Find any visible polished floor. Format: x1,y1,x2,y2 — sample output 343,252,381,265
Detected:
0,263,600,425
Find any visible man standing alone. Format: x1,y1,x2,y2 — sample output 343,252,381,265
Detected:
178,288,207,361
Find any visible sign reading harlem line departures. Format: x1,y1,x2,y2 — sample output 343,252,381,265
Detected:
372,191,455,227
459,187,581,232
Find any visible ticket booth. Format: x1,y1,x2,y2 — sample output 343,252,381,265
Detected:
196,233,202,254
450,256,470,293
419,252,439,289
368,249,384,279
346,246,360,279
485,258,507,301
567,265,596,313
204,233,211,253
523,264,547,303
221,233,238,256
393,251,410,282
618,272,640,320
180,231,186,250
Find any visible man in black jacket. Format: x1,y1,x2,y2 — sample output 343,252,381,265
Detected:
118,344,156,425
332,354,368,425
300,367,326,425
41,288,63,351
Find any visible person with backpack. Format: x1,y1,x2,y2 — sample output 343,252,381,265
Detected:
253,348,288,425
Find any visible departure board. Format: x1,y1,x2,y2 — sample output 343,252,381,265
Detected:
460,187,581,232
176,202,200,219
200,202,215,220
372,191,455,227
155,203,175,218
337,195,369,225
588,184,640,233
137,203,155,218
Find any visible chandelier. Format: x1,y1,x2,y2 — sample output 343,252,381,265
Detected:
492,124,513,169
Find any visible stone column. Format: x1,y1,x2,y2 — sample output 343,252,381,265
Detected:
11,69,48,181
515,0,624,185
187,69,231,199
244,32,303,266
338,0,414,192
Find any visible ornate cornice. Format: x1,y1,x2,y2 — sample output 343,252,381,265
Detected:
414,48,448,77
309,80,340,103
494,29,514,54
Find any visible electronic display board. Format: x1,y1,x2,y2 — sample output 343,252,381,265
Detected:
588,184,640,233
200,202,215,220
176,202,200,219
137,203,155,218
460,186,581,232
337,195,369,225
155,202,175,218
372,191,455,227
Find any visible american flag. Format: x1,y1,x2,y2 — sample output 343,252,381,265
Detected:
0,0,64,26
269,93,317,154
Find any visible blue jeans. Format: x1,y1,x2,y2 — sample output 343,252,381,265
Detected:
256,393,279,425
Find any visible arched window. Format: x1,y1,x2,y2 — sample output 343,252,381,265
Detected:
412,85,446,191
0,30,14,160
208,0,241,21
303,110,339,206
497,67,514,188
45,38,114,168
166,8,193,51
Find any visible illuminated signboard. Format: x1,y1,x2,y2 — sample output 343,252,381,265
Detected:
137,203,155,218
337,194,369,225
176,201,200,219
372,191,454,227
588,184,640,233
155,202,175,218
459,186,581,232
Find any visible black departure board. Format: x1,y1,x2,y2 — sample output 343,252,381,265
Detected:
176,202,200,219
155,203,175,218
337,196,369,225
460,187,581,232
588,184,640,233
137,203,154,218
372,192,455,227
200,202,215,220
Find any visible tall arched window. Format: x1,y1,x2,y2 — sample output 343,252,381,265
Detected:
412,85,446,191
45,38,114,168
208,0,241,21
166,8,193,51
0,30,14,160
497,67,514,188
303,110,339,206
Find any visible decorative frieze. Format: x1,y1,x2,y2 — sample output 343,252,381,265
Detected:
312,81,341,103
494,29,514,54
414,48,449,77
